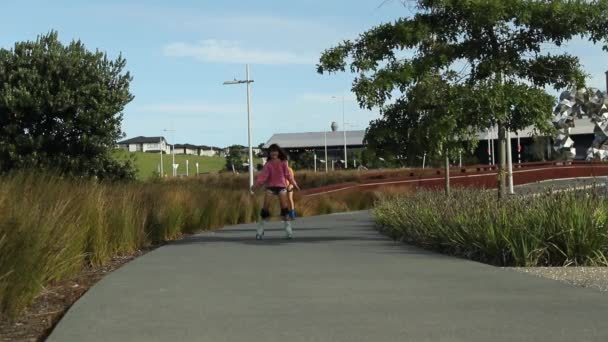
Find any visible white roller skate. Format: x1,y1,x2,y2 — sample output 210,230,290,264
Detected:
284,220,293,240
256,221,265,240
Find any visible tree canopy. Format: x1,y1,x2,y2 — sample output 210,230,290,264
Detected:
318,0,608,159
0,31,135,179
225,145,247,172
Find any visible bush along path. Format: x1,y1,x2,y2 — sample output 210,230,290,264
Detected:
374,188,608,267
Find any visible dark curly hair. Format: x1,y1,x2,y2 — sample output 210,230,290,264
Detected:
267,144,288,161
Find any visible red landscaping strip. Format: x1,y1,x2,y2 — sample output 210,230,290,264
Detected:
301,162,608,197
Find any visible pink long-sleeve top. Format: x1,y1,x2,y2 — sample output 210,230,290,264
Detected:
255,159,295,188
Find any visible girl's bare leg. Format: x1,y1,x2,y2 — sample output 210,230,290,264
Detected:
288,191,295,210
256,192,273,239
278,192,293,238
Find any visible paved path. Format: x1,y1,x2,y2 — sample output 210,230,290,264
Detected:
50,211,608,342
515,176,608,195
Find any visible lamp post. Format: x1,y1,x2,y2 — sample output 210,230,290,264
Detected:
224,64,255,189
332,95,347,168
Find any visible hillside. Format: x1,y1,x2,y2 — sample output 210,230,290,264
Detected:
114,151,227,179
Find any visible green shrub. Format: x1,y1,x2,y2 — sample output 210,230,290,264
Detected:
374,188,608,267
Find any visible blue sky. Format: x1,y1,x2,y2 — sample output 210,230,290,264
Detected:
1,0,607,147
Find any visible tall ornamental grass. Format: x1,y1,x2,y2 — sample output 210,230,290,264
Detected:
0,173,388,318
0,173,261,318
374,188,608,267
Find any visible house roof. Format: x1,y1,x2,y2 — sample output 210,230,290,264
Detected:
174,143,199,149
477,118,595,140
118,136,165,144
264,130,366,149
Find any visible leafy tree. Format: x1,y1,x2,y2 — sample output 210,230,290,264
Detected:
318,0,608,197
0,31,135,180
296,150,316,170
225,145,246,172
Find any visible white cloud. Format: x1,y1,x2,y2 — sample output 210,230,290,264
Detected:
163,40,314,65
298,93,358,103
131,102,241,115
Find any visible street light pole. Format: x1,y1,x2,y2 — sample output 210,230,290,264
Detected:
224,64,255,189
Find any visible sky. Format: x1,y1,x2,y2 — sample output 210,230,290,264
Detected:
1,0,607,147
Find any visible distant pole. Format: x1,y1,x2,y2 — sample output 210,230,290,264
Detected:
422,152,427,169
332,159,335,171
196,162,199,175
163,128,176,176
186,160,189,177
507,130,514,194
159,136,164,177
517,133,521,164
487,129,491,165
245,64,254,189
223,64,255,189
459,150,462,168
491,126,495,165
324,131,328,173
314,152,317,172
342,96,347,169
172,137,175,176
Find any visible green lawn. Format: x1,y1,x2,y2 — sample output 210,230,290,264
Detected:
114,150,227,179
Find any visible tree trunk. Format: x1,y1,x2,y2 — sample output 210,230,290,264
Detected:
445,151,451,196
498,124,507,199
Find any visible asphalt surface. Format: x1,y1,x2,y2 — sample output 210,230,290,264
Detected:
515,176,608,195
49,211,608,342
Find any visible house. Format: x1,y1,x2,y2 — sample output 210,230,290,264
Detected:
117,136,170,154
174,144,199,155
198,145,219,157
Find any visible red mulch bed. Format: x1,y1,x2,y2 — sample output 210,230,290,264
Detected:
0,249,153,342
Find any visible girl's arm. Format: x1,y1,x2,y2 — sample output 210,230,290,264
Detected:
253,163,270,190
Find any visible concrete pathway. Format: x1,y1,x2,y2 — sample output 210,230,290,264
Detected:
49,211,608,342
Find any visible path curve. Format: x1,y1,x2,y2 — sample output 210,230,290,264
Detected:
49,211,608,342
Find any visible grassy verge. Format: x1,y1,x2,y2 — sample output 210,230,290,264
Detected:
373,188,608,267
113,150,230,179
0,173,397,319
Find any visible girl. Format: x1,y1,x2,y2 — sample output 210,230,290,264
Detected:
251,144,300,240
285,161,297,220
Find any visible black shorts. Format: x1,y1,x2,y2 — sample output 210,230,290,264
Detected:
266,187,287,195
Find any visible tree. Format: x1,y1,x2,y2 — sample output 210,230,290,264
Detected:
295,150,316,170
0,31,135,180
225,145,246,172
318,0,608,197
